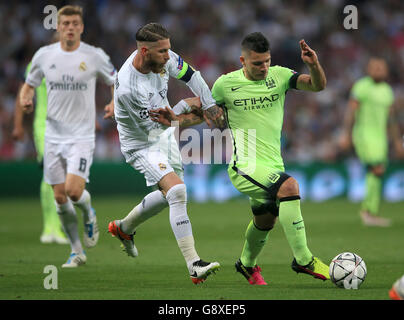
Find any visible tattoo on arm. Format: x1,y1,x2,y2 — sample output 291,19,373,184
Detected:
206,105,221,118
179,112,204,128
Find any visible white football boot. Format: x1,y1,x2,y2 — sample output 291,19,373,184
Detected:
62,252,87,268
189,260,220,284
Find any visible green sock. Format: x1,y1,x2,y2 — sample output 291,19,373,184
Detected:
240,220,270,267
278,199,312,266
362,172,381,215
40,180,60,235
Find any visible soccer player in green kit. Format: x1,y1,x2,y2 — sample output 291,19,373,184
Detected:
339,57,404,227
13,63,68,244
151,32,330,285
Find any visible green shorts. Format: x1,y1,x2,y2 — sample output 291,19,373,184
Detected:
353,137,387,167
228,163,290,217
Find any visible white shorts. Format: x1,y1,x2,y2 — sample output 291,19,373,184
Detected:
43,141,95,185
127,132,183,187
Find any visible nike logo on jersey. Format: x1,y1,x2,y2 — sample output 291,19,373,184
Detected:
292,220,303,225
231,86,242,91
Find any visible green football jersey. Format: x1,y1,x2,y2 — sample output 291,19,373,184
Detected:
26,63,48,137
350,76,394,165
212,66,299,173
25,63,48,159
351,76,394,146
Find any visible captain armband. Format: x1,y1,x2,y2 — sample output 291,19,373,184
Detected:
177,61,195,83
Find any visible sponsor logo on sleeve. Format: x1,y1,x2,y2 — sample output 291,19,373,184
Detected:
177,56,184,70
158,163,167,170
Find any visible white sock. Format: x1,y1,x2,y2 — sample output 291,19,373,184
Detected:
71,189,93,224
56,200,83,254
120,190,168,234
166,184,200,266
178,236,201,270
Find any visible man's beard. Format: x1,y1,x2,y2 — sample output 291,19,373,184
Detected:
146,59,165,73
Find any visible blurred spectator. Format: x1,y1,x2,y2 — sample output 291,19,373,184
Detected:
2,0,404,163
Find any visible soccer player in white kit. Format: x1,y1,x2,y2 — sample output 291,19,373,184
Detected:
108,23,222,284
19,6,116,267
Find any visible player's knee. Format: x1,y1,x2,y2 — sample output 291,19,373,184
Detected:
65,187,82,202
277,177,299,198
370,165,385,177
166,183,187,205
254,213,276,231
54,194,68,205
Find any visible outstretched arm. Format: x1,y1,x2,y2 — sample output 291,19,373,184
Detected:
149,106,204,128
296,40,326,92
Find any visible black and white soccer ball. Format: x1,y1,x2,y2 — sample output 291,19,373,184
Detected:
329,252,367,289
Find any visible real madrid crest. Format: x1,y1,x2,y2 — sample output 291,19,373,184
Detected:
158,163,167,170
79,62,87,71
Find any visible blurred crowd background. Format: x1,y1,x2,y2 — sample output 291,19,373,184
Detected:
1,0,404,163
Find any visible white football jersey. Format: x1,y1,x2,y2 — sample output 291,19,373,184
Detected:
114,49,216,156
26,42,116,143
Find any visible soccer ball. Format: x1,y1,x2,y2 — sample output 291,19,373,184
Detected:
329,252,367,289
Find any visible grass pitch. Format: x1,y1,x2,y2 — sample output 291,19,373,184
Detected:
0,196,403,300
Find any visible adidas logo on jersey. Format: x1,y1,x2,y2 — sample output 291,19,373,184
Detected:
159,89,167,99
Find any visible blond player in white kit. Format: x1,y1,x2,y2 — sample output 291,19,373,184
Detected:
20,5,116,267
108,23,223,284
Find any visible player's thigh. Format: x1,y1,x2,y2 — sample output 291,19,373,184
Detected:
43,141,66,186
228,163,290,201
130,134,184,188
65,141,95,183
129,147,181,188
277,176,299,199
353,138,387,166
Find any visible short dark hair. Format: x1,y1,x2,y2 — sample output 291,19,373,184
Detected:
241,32,270,53
135,23,170,42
